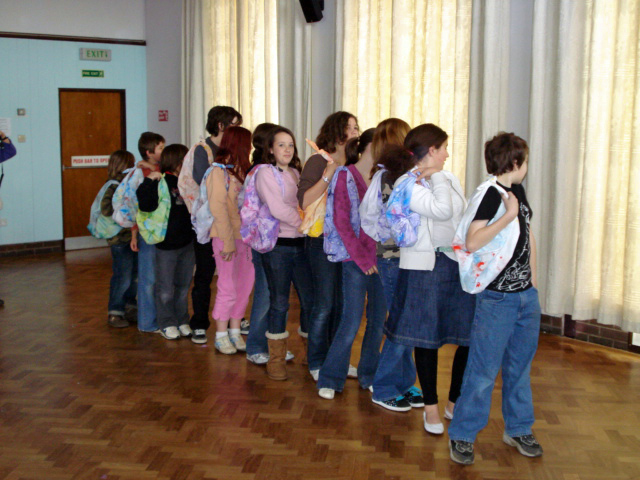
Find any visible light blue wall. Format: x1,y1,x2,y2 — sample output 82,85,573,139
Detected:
0,37,147,246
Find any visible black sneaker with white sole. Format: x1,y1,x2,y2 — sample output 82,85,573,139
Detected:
372,395,412,412
403,386,425,408
449,439,475,465
191,329,207,344
502,433,543,457
240,318,250,335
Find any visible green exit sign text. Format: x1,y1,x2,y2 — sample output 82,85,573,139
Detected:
82,70,104,78
79,48,112,62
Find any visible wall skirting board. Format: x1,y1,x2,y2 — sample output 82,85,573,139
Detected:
0,240,64,257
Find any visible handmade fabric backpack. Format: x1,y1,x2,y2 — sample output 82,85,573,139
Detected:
191,163,231,244
112,167,145,228
87,180,123,239
240,164,286,253
323,166,361,262
136,175,171,245
385,169,426,248
452,176,519,294
178,140,214,213
299,190,327,237
359,168,391,243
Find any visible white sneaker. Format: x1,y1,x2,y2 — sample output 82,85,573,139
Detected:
229,333,246,352
423,412,444,435
318,388,335,400
247,353,269,365
347,365,358,378
160,326,180,340
310,369,319,382
178,324,193,337
215,335,237,354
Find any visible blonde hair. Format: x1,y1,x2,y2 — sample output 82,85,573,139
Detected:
371,118,411,161
107,150,135,180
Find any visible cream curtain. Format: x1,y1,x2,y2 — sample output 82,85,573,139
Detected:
336,0,472,187
529,0,640,332
181,0,279,146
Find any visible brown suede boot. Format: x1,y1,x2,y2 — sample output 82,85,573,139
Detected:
266,331,289,381
298,327,308,366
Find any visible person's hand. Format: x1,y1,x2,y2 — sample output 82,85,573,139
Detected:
414,165,441,183
130,233,139,252
502,192,519,220
147,171,162,181
220,249,235,262
364,265,378,275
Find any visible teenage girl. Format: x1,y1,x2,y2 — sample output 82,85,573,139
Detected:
297,111,360,381
207,126,255,354
102,150,137,328
316,128,387,399
255,127,314,380
383,124,475,434
137,144,195,340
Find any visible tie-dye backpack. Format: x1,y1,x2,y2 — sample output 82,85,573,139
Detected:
385,169,426,248
453,176,519,294
240,164,285,253
191,163,232,244
178,140,214,213
136,175,171,245
112,167,145,228
87,180,123,239
323,166,361,262
359,167,391,243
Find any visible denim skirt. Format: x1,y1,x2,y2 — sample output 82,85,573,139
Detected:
384,253,475,349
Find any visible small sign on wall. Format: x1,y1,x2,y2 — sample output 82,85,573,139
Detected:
82,70,104,78
71,155,109,168
158,110,168,122
80,48,112,61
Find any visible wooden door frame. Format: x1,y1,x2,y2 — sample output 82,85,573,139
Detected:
58,88,127,248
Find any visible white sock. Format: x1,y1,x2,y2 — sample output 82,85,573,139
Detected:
215,332,228,339
229,328,241,336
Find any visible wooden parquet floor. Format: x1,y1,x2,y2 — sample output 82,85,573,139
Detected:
1,249,640,480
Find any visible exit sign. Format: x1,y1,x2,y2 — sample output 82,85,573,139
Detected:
82,70,104,78
80,48,112,61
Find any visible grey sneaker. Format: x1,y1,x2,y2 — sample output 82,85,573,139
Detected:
240,318,250,335
503,433,543,457
449,439,475,465
191,329,207,344
247,351,295,365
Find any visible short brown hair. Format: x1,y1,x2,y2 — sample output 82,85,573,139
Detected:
315,111,357,153
160,144,189,174
206,106,242,136
371,118,411,161
107,150,135,180
484,132,529,175
137,132,165,160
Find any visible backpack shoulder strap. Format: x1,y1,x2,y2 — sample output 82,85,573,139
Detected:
200,141,214,165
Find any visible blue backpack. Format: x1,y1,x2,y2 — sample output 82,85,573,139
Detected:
385,170,426,248
190,163,232,244
323,167,361,262
87,180,123,239
359,168,391,242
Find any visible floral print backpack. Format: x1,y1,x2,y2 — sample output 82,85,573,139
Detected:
112,167,145,228
385,169,426,248
87,180,123,239
323,166,361,262
191,163,231,244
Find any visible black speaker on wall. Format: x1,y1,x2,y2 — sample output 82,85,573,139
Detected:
299,0,324,23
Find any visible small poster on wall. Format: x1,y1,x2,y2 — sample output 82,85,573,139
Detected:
71,155,109,167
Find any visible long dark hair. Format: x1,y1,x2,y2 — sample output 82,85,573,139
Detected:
345,128,375,166
265,127,302,172
251,122,278,167
378,123,448,184
214,126,252,182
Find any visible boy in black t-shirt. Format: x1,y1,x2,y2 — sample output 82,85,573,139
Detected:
448,133,543,465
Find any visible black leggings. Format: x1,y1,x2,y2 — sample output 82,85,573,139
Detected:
415,346,469,406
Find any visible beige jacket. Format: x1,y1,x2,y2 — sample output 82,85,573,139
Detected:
207,167,242,252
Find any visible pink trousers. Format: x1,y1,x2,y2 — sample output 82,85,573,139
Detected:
211,238,255,322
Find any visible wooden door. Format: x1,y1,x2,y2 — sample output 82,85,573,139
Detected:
59,89,126,243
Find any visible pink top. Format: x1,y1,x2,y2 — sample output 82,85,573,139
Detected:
255,166,303,238
334,165,376,272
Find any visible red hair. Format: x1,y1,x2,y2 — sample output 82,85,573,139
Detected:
214,126,252,182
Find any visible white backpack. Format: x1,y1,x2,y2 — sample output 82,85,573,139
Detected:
190,163,232,244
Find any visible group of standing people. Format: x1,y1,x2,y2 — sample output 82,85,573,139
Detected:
95,105,543,466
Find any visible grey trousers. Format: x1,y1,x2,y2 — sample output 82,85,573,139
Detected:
154,243,195,329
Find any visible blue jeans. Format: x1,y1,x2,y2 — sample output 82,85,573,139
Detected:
306,236,343,371
448,287,541,443
246,249,270,356
372,256,417,401
317,261,387,391
154,243,195,329
262,243,314,335
137,235,157,332
108,242,138,315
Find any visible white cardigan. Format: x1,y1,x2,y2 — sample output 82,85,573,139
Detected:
397,169,467,271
